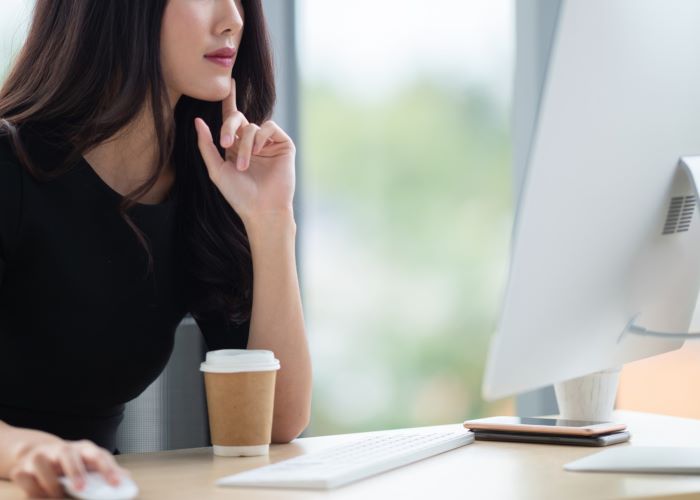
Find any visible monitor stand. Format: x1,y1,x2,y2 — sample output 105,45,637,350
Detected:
553,367,621,422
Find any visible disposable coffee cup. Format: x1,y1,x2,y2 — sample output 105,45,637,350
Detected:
200,349,281,457
554,366,621,422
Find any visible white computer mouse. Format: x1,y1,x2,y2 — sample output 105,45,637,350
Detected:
58,471,139,500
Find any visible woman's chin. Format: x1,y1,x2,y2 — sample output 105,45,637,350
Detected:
188,78,233,102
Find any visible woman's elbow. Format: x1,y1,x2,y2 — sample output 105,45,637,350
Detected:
271,417,310,444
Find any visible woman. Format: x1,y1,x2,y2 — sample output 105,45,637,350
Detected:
0,0,311,497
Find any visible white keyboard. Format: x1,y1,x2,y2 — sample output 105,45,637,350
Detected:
216,430,475,490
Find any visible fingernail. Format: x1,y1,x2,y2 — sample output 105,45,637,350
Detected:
237,157,246,170
221,134,232,147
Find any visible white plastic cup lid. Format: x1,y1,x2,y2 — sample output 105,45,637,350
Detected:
200,349,281,373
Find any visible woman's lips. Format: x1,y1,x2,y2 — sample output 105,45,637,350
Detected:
204,55,234,68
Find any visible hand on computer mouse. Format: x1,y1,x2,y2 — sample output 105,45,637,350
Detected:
59,471,139,500
8,437,131,498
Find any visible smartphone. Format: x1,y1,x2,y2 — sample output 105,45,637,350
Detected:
462,416,626,436
473,430,631,447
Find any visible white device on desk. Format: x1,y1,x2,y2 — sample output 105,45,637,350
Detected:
216,430,474,489
566,447,700,474
481,0,700,473
58,472,139,500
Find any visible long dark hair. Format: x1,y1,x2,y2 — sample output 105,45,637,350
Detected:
0,0,275,324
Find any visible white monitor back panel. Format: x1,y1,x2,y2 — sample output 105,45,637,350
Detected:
484,0,700,399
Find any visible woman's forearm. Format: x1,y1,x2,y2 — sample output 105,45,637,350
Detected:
244,211,312,443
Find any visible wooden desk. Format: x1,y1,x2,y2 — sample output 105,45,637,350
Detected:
2,411,700,499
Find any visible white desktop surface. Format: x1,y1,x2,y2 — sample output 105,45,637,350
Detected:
1,410,700,499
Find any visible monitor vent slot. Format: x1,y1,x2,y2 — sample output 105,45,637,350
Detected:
663,195,696,235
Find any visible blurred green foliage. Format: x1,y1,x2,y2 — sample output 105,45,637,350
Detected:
301,79,516,436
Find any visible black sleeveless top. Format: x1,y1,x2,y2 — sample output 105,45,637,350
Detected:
0,130,249,453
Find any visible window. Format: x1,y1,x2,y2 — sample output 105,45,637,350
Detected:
298,0,516,435
0,0,32,81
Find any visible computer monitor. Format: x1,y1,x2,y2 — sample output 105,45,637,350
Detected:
482,0,700,401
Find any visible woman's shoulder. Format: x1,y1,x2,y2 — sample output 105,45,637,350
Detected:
0,135,25,203
0,134,23,262
0,131,20,165
0,132,23,182
0,126,67,185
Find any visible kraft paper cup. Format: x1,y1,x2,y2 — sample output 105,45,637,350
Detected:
200,349,281,457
